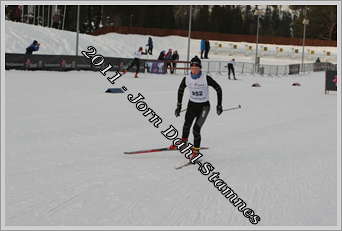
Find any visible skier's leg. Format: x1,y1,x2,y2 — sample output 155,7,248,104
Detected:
228,66,231,79
172,63,177,74
135,59,140,77
192,105,210,148
127,58,137,71
182,104,197,140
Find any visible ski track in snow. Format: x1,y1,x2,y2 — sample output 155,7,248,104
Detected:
4,69,337,226
4,17,338,227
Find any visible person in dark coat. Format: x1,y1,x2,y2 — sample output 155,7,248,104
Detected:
25,40,40,55
226,58,236,80
158,50,166,60
204,40,210,59
146,37,153,55
200,39,206,59
164,49,173,73
171,50,179,74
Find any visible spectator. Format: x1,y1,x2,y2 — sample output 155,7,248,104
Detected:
200,39,206,59
315,57,321,63
146,37,153,55
25,40,40,55
171,50,179,74
165,49,173,73
204,40,210,59
226,58,236,80
158,50,166,60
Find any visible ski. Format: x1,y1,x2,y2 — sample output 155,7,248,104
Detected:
175,161,193,169
124,146,208,155
124,147,169,155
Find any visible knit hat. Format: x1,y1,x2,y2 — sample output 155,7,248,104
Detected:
190,56,201,68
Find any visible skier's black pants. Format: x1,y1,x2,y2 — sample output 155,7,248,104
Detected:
172,62,177,74
166,62,172,73
182,101,210,148
204,49,210,59
148,47,153,55
228,64,235,79
25,48,33,55
127,58,140,74
200,50,204,59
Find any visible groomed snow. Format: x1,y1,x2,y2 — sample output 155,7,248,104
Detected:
5,70,337,226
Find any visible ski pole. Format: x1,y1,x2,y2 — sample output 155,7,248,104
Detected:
181,105,241,113
223,104,241,112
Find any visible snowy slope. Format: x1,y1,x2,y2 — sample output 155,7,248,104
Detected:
5,20,337,65
5,70,337,226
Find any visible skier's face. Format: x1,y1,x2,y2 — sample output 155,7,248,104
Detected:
191,65,201,74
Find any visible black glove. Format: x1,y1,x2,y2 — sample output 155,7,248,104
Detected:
175,103,182,117
216,105,223,115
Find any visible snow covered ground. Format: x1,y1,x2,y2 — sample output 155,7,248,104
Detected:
4,70,337,226
5,20,337,65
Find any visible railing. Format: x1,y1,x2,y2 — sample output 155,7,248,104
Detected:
195,60,336,76
6,52,336,76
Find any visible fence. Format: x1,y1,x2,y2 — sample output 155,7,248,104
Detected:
176,60,337,76
5,53,336,76
5,53,145,73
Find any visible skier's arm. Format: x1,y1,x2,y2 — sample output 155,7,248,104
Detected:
177,77,186,105
207,75,222,106
175,77,186,117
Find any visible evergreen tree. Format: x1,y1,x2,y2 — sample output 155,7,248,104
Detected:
242,5,254,35
195,5,210,31
277,11,292,37
261,6,272,36
290,5,336,40
231,5,243,34
271,5,280,35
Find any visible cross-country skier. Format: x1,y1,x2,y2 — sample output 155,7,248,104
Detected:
226,58,236,80
124,47,147,78
170,56,223,160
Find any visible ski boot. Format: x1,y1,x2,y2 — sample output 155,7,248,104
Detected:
189,147,200,161
169,138,188,150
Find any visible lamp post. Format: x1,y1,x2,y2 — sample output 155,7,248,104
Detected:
254,9,263,73
301,18,309,73
75,5,80,56
186,5,192,75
